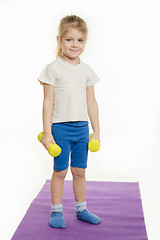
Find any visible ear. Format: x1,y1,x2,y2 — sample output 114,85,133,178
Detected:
57,36,62,46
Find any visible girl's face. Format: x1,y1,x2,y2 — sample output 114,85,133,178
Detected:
58,27,86,60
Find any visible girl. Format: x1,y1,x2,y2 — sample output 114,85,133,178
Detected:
37,15,101,228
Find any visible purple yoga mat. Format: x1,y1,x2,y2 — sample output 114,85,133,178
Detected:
11,180,148,240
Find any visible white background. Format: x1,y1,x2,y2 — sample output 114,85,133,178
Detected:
0,0,160,239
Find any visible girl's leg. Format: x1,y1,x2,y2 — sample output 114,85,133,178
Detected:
71,167,86,202
49,169,68,229
71,166,101,225
50,169,68,204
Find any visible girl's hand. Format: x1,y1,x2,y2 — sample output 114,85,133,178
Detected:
42,133,56,150
90,132,100,143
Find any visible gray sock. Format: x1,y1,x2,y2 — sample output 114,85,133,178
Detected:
51,203,63,213
75,201,87,213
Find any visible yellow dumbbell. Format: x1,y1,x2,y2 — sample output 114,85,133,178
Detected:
88,133,100,152
38,132,61,157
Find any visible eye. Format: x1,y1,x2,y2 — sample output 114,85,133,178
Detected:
67,39,71,41
79,39,83,42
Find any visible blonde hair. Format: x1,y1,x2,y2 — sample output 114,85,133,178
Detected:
55,15,88,58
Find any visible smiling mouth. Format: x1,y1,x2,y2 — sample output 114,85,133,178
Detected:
70,49,79,52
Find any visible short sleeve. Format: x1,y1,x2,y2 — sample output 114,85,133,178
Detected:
37,63,56,86
87,66,101,87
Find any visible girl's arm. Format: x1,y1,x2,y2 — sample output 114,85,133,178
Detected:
41,83,56,149
86,86,100,142
42,83,54,133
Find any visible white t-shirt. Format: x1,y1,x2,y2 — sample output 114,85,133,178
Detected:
37,55,101,123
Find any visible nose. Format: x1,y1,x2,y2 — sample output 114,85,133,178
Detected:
72,40,78,48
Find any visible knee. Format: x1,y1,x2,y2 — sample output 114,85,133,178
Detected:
71,167,85,178
53,169,68,179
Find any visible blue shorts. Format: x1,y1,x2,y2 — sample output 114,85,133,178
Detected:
51,121,89,171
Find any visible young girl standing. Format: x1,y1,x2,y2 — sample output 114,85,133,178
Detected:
37,15,101,229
